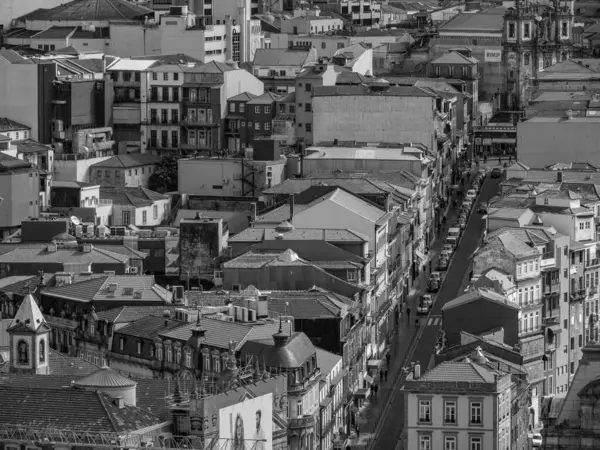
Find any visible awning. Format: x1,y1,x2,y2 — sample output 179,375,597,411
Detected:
415,250,425,260
364,374,374,384
367,360,383,369
493,138,516,144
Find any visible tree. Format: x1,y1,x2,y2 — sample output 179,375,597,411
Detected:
148,155,179,193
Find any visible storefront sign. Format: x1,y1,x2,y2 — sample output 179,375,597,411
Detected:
485,49,502,62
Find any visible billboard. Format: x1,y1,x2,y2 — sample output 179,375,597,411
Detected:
219,393,273,450
484,49,502,63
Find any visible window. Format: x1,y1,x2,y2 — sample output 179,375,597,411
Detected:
296,400,303,417
265,106,271,114
171,130,178,147
419,435,431,450
152,72,158,80
255,106,260,113
119,338,124,351
444,400,457,424
418,400,431,423
470,437,482,450
305,83,312,92
305,103,312,112
508,22,516,38
153,204,158,219
122,211,130,226
444,436,457,450
264,123,270,131
306,123,312,132
229,103,235,113
166,346,172,363
163,72,169,81
185,349,191,367
39,339,45,363
347,270,357,281
470,401,482,424
142,210,147,225
240,103,245,113
136,341,142,354
156,345,163,361
255,122,260,131
561,22,568,37
524,53,530,65
517,264,522,275
524,23,531,38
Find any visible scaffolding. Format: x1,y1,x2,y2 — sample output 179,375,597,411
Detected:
0,424,267,450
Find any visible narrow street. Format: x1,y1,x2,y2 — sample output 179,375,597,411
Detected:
368,173,503,450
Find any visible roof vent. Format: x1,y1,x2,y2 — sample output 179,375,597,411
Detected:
275,233,284,239
108,283,118,292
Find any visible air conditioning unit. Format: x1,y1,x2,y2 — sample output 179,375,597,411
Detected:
128,266,139,274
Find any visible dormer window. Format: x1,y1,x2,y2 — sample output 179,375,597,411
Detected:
166,346,172,363
119,337,124,351
136,341,142,355
204,353,211,371
89,321,95,335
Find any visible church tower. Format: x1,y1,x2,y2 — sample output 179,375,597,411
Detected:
7,293,51,375
502,0,574,109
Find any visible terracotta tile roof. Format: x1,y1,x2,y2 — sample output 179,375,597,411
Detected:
91,154,161,169
100,187,168,208
0,385,163,432
442,288,518,312
0,246,129,265
228,92,258,102
116,315,187,339
49,348,101,376
229,227,369,243
416,361,497,383
97,305,179,323
0,275,48,296
161,317,291,351
32,26,77,40
0,118,29,132
253,48,313,67
18,0,152,22
43,275,171,304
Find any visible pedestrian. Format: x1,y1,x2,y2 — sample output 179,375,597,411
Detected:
498,156,501,164
406,307,411,321
379,370,384,383
356,424,360,439
509,155,512,163
384,369,388,382
386,353,391,366
484,154,487,163
415,318,419,328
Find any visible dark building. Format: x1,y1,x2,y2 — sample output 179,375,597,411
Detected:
179,215,227,282
244,92,278,145
20,218,70,242
224,92,257,153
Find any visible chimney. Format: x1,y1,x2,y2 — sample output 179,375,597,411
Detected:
289,194,295,222
80,271,93,281
82,243,93,253
114,396,125,409
54,272,73,287
557,171,563,182
413,361,421,379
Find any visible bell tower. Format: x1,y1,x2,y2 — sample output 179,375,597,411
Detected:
7,293,51,375
502,0,574,109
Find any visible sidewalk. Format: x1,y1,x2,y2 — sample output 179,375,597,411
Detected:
346,172,475,449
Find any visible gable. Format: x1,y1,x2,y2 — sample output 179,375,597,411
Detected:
473,246,513,275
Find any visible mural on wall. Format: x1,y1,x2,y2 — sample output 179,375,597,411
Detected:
179,221,221,280
219,393,273,450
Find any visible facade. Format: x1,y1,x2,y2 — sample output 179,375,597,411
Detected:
502,0,574,109
179,215,228,281
403,354,513,450
252,48,318,94
100,186,170,227
89,154,161,187
224,92,257,152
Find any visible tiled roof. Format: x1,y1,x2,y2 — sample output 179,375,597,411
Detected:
494,232,540,257
487,207,531,220
316,347,341,378
0,275,45,296
17,0,152,22
416,361,496,383
0,118,29,132
0,246,129,265
224,249,307,269
91,154,161,169
0,386,162,432
313,84,435,98
97,305,179,323
43,275,171,304
263,290,353,319
247,91,280,105
442,288,517,312
49,349,101,376
14,139,52,154
74,367,137,388
439,7,506,33
116,315,186,339
32,27,77,40
101,187,168,207
181,60,234,73
229,227,369,243
96,245,148,260
264,177,391,196
253,48,312,67
228,92,258,102
0,49,34,64
431,51,478,65
160,317,291,351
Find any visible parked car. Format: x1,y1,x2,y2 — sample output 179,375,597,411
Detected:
440,249,452,260
422,294,434,309
430,272,442,283
531,433,542,448
478,168,487,177
477,203,488,214
417,301,430,315
491,167,503,178
443,243,455,254
462,199,473,210
458,218,467,230
437,256,449,270
428,279,440,292
466,189,477,200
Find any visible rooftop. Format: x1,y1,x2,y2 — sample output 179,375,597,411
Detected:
442,288,517,312
91,154,161,169
313,84,435,98
228,227,369,243
305,146,424,161
16,0,152,22
0,245,130,266
408,361,497,383
241,332,316,369
438,8,506,33
115,315,185,340
100,187,168,207
74,366,137,388
253,48,313,67
0,118,29,132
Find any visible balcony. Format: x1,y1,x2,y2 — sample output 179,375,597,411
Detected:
586,258,600,269
113,95,141,104
540,257,557,271
182,96,210,105
570,265,578,275
289,415,316,429
571,288,586,302
590,286,599,297
182,118,215,127
543,281,560,296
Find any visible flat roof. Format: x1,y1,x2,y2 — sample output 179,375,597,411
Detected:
305,146,424,161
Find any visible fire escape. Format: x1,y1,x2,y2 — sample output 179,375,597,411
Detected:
240,159,261,197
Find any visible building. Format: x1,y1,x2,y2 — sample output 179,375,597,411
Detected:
51,180,100,208
502,0,574,109
541,342,600,449
179,215,228,282
245,92,280,144
332,43,373,75
252,48,318,94
177,156,287,197
311,83,440,154
0,153,42,237
339,0,382,26
100,186,170,227
224,92,257,152
430,7,506,102
280,12,344,35
89,154,161,187
517,115,600,167
403,351,514,450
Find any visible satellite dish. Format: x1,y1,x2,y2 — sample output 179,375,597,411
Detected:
71,216,81,226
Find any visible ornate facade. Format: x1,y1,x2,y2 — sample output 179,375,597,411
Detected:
502,0,574,109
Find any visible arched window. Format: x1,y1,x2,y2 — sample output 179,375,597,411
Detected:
156,345,163,361
185,348,192,368
17,340,29,364
39,339,46,363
